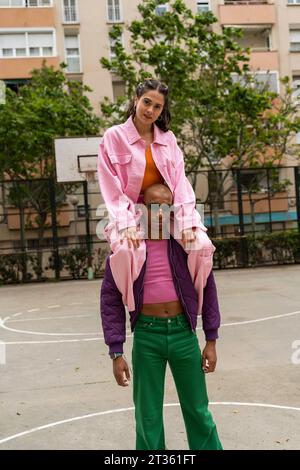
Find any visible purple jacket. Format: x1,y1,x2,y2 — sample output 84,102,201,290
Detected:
100,237,221,354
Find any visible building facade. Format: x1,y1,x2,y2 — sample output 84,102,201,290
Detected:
1,1,300,111
1,1,300,272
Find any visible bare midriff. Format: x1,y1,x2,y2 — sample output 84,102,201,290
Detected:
141,300,183,318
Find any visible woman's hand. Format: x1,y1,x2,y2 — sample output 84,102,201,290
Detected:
181,228,196,246
120,226,140,250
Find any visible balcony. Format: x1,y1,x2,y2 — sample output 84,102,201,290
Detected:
0,57,60,79
225,24,279,72
7,204,71,230
224,1,269,3
219,1,276,26
247,50,279,71
234,26,271,50
0,7,55,27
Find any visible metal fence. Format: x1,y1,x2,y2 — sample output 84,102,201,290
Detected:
0,165,300,283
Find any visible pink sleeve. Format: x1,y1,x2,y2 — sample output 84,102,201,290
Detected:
97,138,136,231
171,133,206,232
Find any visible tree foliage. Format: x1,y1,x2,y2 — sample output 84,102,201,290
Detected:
99,0,300,172
0,63,100,180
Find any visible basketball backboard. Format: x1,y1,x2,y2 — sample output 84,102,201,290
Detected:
54,136,102,183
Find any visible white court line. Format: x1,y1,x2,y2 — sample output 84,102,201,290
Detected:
4,338,100,345
1,309,300,344
11,313,23,318
27,309,40,313
0,323,99,336
47,305,60,309
0,402,299,446
6,314,93,324
0,315,99,336
220,310,300,327
1,309,300,341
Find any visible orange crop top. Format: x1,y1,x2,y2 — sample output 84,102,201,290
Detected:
140,145,164,193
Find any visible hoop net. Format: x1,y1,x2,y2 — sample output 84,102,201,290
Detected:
85,171,96,184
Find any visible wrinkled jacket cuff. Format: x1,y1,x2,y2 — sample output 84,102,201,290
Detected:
204,329,219,341
108,342,124,354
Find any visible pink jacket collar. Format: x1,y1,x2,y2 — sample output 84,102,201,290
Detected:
121,116,169,146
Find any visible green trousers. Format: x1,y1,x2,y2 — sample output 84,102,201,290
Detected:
132,313,223,450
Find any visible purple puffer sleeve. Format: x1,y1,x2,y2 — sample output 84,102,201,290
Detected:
100,256,126,354
202,271,221,341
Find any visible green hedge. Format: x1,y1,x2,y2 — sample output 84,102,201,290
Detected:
213,229,300,269
1,232,299,284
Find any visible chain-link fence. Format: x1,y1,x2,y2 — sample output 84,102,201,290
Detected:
0,166,300,283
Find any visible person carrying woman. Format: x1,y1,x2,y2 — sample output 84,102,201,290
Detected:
98,78,215,313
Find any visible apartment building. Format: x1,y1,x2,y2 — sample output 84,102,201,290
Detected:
0,1,299,113
0,1,300,253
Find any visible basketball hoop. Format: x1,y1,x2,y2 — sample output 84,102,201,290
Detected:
54,137,101,183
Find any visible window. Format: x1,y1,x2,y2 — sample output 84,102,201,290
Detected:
28,32,53,56
155,2,168,16
108,31,124,61
231,71,279,93
0,31,54,58
63,0,78,23
64,34,80,73
4,78,28,93
0,0,23,6
288,0,300,4
77,204,86,218
290,29,300,51
223,23,272,52
112,79,125,101
292,74,300,105
292,74,300,89
107,0,122,22
0,0,52,7
253,72,278,93
197,1,210,13
27,0,51,5
3,48,13,56
109,35,117,60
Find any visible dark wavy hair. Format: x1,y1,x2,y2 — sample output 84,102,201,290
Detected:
126,79,171,132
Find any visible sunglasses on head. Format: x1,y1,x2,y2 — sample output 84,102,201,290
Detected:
138,80,168,92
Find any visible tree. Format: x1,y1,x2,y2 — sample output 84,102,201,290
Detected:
0,63,100,179
235,167,292,236
99,0,300,235
0,63,100,279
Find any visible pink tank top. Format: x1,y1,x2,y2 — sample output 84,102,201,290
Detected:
143,239,179,304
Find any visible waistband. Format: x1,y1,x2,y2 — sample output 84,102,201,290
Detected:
138,313,187,324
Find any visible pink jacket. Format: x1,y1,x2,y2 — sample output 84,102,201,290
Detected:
97,116,206,234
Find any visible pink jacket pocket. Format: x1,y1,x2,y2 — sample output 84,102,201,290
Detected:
109,153,132,165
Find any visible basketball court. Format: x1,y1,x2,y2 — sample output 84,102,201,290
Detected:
1,264,300,450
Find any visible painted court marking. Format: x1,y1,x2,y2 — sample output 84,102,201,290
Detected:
0,321,98,336
0,402,299,446
6,314,93,324
0,310,300,343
